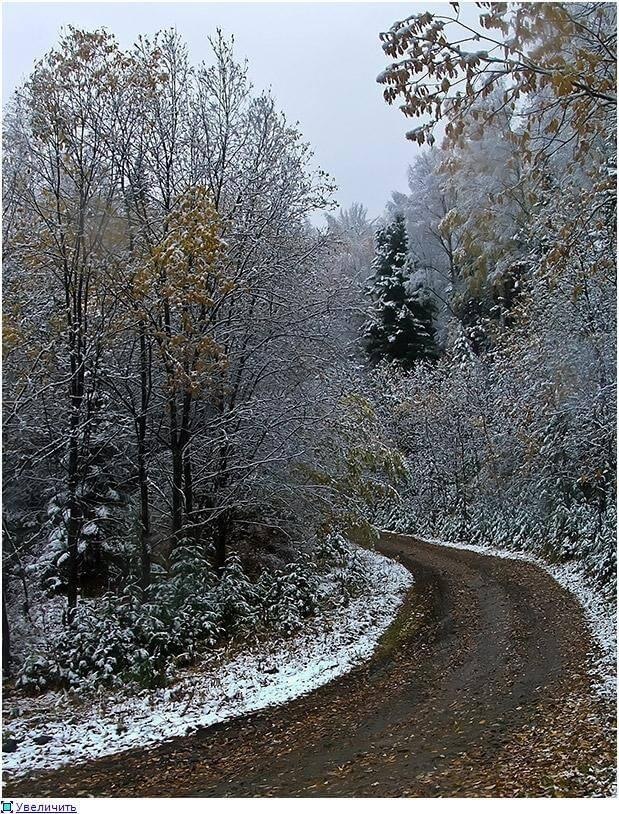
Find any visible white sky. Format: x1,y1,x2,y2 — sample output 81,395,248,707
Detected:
1,1,478,220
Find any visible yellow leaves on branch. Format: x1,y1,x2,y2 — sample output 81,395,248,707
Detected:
379,2,616,160
134,186,231,396
2,312,23,357
134,186,229,306
547,69,576,98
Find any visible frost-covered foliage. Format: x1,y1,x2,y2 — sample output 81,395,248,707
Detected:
372,227,616,595
373,3,616,596
15,533,372,692
39,487,126,597
365,214,439,367
2,26,343,636
3,546,412,778
3,25,394,686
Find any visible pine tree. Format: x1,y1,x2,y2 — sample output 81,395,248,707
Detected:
365,215,439,368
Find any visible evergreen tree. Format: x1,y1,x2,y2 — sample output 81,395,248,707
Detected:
365,215,439,368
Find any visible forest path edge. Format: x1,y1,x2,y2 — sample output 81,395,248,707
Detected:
3,532,616,797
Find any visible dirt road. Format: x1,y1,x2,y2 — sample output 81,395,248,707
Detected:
5,533,616,797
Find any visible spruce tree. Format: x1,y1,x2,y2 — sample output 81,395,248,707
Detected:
365,215,439,368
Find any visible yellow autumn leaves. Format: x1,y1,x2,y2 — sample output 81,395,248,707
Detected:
133,186,233,397
134,187,227,304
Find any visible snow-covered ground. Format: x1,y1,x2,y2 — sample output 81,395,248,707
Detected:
399,532,617,701
2,547,412,779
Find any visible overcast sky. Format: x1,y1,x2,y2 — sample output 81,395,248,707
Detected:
2,1,473,220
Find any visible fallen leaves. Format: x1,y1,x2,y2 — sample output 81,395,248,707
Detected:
4,538,616,798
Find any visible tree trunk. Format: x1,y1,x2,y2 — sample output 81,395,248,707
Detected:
66,424,81,624
183,450,197,544
181,390,197,544
138,323,151,590
2,589,11,676
137,437,150,590
171,442,184,545
213,512,229,571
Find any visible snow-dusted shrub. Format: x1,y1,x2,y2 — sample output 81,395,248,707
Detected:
38,487,126,598
372,498,417,534
259,559,319,635
215,554,261,634
313,531,352,569
17,596,135,691
17,545,223,691
332,551,372,603
145,544,222,654
15,534,379,692
312,531,372,606
16,654,58,692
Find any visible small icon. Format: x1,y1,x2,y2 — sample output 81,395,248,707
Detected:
2,803,13,813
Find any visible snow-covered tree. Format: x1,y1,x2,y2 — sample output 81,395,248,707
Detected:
371,1,616,595
3,26,380,680
365,215,439,368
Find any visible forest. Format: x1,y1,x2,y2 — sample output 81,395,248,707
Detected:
1,1,616,796
370,2,616,595
2,24,402,692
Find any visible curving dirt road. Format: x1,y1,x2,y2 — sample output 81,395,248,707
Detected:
4,533,616,797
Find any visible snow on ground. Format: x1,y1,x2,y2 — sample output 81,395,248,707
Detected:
398,532,617,701
2,547,412,779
